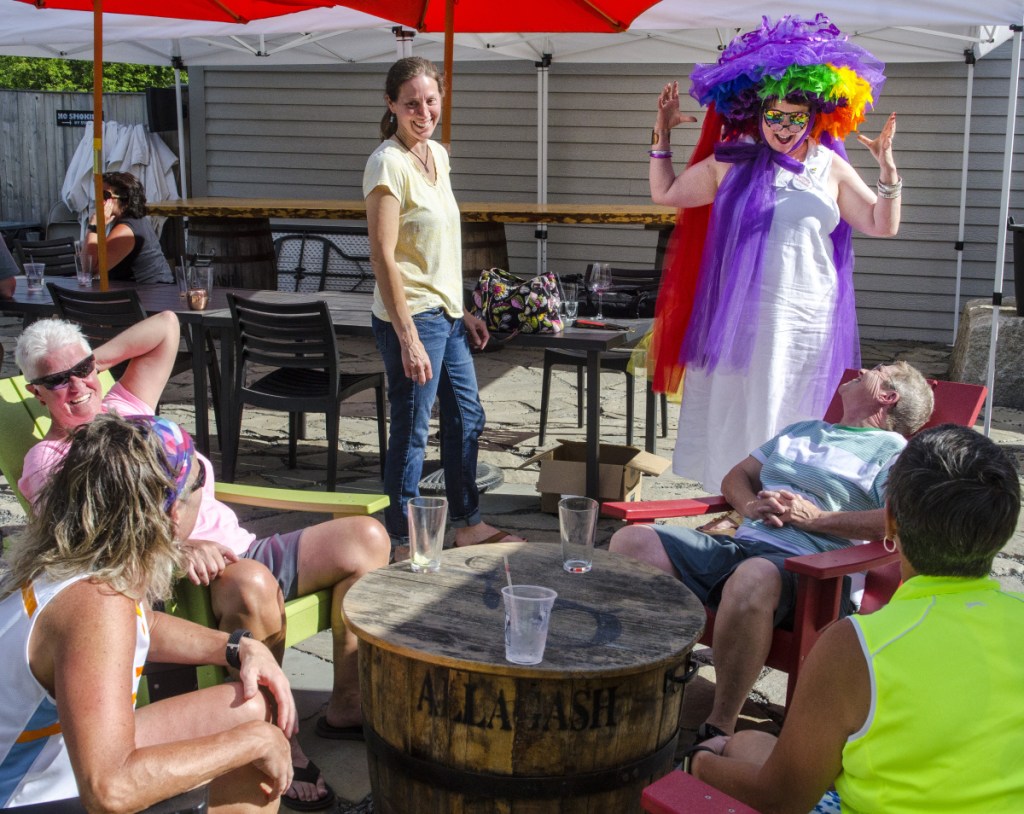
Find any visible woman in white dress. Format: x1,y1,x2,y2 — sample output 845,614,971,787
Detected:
649,15,901,493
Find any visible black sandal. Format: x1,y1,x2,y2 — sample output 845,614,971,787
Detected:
695,722,728,743
680,744,717,774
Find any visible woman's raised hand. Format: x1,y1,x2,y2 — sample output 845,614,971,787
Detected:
857,112,898,172
656,81,697,132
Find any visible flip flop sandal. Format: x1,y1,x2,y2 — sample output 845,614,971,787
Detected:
281,759,336,812
694,722,729,744
680,744,718,774
314,716,365,741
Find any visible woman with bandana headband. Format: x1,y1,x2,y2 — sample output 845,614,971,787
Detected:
649,14,899,494
0,414,295,812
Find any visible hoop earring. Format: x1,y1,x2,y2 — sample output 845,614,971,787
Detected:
883,536,897,554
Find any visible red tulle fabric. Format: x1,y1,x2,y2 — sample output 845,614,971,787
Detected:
651,105,724,394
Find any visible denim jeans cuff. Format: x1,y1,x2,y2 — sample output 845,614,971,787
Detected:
448,509,482,529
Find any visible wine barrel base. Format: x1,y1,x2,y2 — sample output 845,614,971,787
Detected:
189,217,276,289
360,644,687,814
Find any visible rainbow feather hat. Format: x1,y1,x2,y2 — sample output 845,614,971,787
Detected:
690,14,886,141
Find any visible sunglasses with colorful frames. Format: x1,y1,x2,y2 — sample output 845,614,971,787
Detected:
29,355,96,391
763,109,811,131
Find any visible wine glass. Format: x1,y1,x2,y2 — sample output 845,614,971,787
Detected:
561,280,579,325
588,263,612,320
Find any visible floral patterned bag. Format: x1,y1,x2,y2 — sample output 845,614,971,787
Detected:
471,268,564,334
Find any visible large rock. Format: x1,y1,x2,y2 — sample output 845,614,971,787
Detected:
949,298,1024,408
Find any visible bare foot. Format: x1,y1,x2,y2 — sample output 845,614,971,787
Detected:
454,522,525,547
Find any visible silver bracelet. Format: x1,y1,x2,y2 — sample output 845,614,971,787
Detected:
877,177,902,198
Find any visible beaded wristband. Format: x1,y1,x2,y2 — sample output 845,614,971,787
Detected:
648,150,673,159
877,177,902,198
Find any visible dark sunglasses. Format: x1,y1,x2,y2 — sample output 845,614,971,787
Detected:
102,190,121,201
763,109,811,131
190,460,207,494
29,355,96,391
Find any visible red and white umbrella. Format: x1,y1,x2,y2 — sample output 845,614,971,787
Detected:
328,0,662,145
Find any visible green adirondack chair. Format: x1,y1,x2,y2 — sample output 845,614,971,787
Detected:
0,372,388,703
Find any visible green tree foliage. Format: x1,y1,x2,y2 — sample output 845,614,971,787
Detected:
0,56,185,91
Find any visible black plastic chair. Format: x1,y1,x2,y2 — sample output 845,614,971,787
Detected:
14,237,78,277
274,230,374,294
539,265,667,451
223,294,387,490
46,283,220,436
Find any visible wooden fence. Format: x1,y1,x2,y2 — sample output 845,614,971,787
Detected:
0,89,148,226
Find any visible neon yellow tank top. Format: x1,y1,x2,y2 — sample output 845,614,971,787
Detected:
837,575,1024,813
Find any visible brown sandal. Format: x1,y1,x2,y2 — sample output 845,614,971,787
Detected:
697,510,742,535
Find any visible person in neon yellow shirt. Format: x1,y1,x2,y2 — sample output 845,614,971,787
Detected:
688,424,1024,813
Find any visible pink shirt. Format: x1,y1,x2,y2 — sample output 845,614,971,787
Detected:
19,383,256,556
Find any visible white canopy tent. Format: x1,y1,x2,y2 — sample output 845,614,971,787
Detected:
3,0,1022,427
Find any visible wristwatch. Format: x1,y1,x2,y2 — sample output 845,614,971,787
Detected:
87,223,97,233
225,628,253,670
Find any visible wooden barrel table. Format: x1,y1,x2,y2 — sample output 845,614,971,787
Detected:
188,216,277,289
462,221,509,278
343,542,704,813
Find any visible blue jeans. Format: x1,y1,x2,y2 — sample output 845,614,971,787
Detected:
372,309,486,539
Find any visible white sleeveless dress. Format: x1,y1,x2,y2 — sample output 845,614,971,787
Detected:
673,142,842,492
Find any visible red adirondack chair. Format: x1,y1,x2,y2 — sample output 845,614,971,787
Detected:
603,371,987,706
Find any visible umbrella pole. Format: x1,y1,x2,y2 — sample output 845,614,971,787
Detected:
441,0,454,151
173,47,190,258
93,0,108,290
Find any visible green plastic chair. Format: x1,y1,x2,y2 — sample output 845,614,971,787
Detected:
0,373,389,703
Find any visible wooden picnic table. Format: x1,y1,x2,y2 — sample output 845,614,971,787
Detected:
147,198,678,226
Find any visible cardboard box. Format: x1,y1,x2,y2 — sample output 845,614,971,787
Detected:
522,440,672,513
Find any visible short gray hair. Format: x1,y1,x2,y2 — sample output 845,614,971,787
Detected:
14,319,91,382
884,361,934,437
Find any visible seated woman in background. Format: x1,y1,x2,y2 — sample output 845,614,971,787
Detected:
85,170,173,284
0,414,294,812
688,424,1024,813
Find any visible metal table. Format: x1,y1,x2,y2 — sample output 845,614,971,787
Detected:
200,290,642,499
5,280,644,499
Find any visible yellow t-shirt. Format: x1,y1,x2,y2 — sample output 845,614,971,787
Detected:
363,138,463,321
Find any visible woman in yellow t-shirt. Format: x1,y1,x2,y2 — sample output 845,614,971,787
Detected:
364,57,522,552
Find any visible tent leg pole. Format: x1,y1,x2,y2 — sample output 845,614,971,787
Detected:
983,23,1023,435
952,54,975,343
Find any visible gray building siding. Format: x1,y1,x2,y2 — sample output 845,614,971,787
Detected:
190,42,1024,343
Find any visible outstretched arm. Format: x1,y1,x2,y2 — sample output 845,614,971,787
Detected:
835,112,900,237
648,81,723,209
691,620,869,813
94,310,180,410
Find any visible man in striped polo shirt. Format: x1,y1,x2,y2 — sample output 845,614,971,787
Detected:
609,362,934,742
